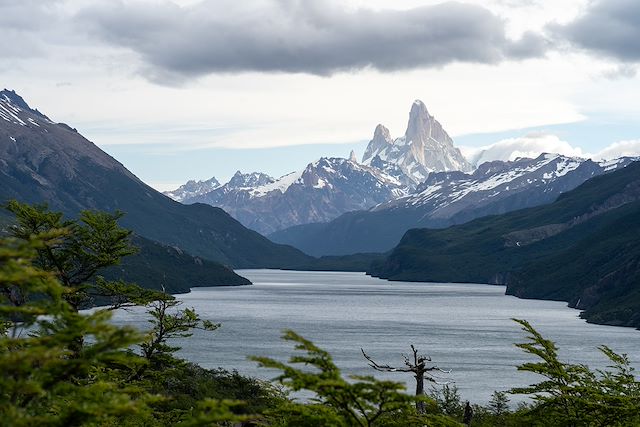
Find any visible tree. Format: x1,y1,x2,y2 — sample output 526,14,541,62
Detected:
510,318,640,426
252,331,460,427
5,200,149,312
488,391,510,417
361,345,450,414
1,202,242,426
0,234,152,426
429,384,464,419
137,291,219,373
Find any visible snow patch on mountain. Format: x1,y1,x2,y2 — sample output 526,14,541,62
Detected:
164,176,221,202
362,100,471,185
182,156,408,234
0,90,53,127
250,170,303,197
374,154,635,220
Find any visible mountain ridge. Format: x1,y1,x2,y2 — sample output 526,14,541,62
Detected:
269,154,636,256
179,157,407,234
368,160,640,328
0,89,311,269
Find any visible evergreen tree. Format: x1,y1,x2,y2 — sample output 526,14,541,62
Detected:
511,318,640,426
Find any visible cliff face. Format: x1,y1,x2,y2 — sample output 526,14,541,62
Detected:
362,100,471,184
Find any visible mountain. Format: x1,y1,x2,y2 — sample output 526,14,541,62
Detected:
167,100,468,234
0,216,250,292
103,235,251,294
0,89,310,268
164,176,221,202
226,171,275,188
182,157,407,235
362,100,472,184
269,154,636,256
368,160,640,328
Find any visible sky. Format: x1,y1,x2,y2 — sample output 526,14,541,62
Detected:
2,0,640,190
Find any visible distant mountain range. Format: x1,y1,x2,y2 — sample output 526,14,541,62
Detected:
164,176,221,202
165,100,474,234
0,89,310,274
167,100,637,255
178,157,406,235
3,87,639,328
368,160,640,328
270,154,637,256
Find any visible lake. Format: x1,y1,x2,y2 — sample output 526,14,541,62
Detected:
111,269,639,404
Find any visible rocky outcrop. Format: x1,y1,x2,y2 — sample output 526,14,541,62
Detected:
362,100,472,184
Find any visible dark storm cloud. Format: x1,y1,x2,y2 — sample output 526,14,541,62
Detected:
554,0,640,62
76,0,548,79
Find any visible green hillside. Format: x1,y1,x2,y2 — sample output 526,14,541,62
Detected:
369,161,640,328
103,235,252,294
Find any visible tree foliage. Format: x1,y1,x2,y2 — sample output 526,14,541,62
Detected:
1,202,639,426
511,318,640,426
251,330,461,427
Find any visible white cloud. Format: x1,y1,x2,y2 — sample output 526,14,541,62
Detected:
592,139,640,160
2,0,639,186
461,133,585,166
462,133,640,168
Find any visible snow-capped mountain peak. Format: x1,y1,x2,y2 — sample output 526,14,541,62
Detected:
180,156,409,234
361,100,471,185
349,149,358,163
163,176,221,202
375,153,635,221
227,171,275,189
0,89,53,128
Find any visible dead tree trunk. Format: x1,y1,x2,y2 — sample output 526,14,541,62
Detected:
361,345,450,415
415,370,426,414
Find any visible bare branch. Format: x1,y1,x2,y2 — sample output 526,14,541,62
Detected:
361,349,413,372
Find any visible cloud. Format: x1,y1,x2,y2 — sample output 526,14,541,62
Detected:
0,1,55,57
592,139,640,160
461,133,584,167
462,132,640,167
553,0,640,63
602,64,638,80
76,0,547,80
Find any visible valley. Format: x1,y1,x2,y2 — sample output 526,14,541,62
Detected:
4,2,640,424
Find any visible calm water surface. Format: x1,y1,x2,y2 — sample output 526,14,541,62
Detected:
111,269,639,404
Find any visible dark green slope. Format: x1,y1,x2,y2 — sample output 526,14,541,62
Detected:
0,209,251,292
103,235,251,294
0,90,310,268
369,161,640,328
